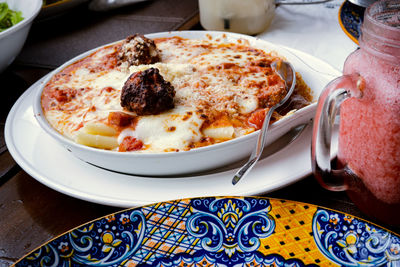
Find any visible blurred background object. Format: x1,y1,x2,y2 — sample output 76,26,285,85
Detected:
199,0,276,35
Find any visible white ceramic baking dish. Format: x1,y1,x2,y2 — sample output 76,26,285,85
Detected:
33,31,340,176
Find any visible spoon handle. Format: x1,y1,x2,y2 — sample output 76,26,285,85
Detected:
232,107,275,185
232,61,296,185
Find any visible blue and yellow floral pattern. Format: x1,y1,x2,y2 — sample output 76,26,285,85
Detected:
313,209,400,266
22,210,146,266
15,197,400,266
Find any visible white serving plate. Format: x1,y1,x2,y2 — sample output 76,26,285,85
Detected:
5,77,316,207
31,31,340,176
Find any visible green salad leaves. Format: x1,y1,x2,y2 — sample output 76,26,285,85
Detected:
0,3,24,32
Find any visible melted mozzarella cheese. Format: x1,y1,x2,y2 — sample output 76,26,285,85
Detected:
91,69,129,92
236,95,258,114
131,106,204,152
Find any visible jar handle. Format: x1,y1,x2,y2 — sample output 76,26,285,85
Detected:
311,73,365,191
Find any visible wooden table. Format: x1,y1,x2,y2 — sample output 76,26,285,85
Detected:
1,0,399,265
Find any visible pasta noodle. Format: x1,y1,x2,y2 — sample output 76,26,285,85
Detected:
76,131,119,150
83,122,117,136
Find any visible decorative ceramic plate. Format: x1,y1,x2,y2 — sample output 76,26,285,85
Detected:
339,0,366,44
14,196,400,266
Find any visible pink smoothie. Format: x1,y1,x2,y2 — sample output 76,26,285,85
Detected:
339,49,400,206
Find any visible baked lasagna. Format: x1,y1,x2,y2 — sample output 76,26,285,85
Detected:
41,34,312,153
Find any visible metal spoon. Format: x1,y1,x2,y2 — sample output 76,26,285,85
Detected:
232,61,296,185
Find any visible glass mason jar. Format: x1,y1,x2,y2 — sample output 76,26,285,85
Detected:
312,0,400,226
198,0,275,35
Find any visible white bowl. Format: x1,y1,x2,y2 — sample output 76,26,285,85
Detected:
0,0,42,73
33,31,340,176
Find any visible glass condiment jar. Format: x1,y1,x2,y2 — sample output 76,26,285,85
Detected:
312,0,400,225
198,0,275,35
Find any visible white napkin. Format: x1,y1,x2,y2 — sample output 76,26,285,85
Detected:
257,0,358,72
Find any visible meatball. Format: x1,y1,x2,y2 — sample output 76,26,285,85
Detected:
120,68,175,115
118,34,161,66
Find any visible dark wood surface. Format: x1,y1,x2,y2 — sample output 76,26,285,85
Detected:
1,1,399,265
